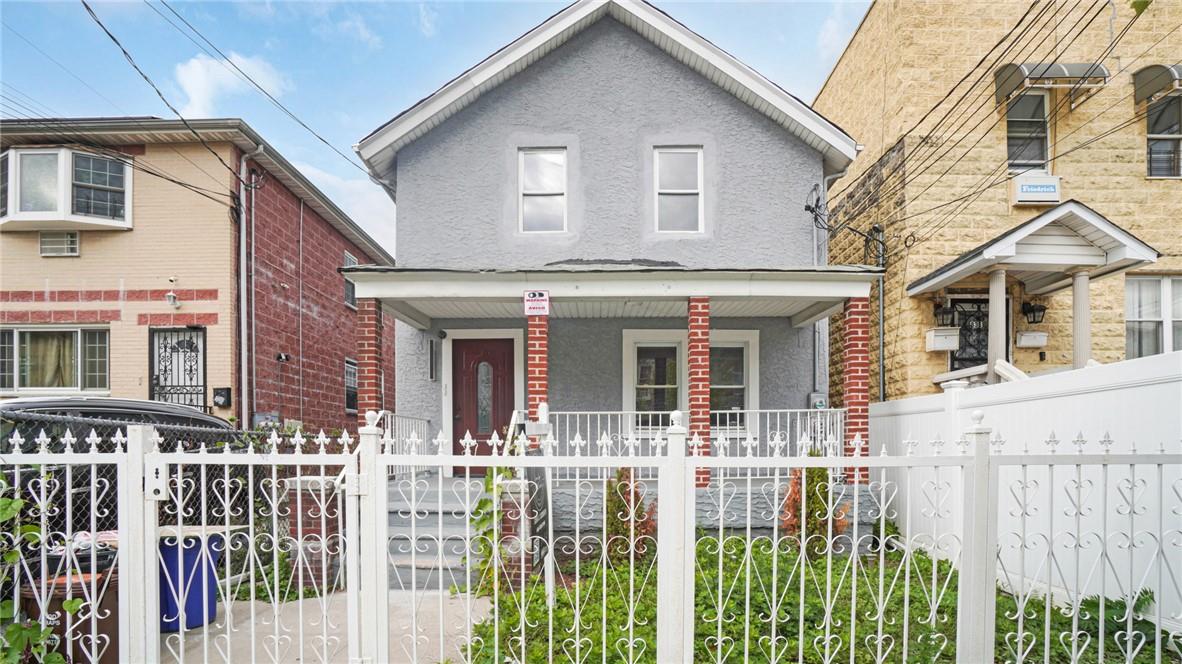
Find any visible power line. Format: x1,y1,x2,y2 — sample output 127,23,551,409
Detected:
79,0,250,189
150,0,373,178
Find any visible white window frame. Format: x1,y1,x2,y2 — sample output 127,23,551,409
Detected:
654,146,705,233
1146,94,1181,179
39,231,80,257
344,358,359,413
0,148,133,227
1125,276,1179,357
0,326,110,395
343,251,358,309
1005,91,1051,174
518,148,567,233
621,329,758,423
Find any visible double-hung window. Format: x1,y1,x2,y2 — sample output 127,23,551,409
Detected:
344,358,358,412
0,328,109,392
519,149,566,233
343,251,358,307
655,147,703,232
709,345,747,428
1006,93,1050,172
1147,95,1181,177
1125,277,1181,358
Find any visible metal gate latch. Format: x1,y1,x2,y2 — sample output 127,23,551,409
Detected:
144,456,169,501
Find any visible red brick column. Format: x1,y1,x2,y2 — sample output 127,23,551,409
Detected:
357,298,384,428
687,296,711,487
842,297,870,482
527,315,549,421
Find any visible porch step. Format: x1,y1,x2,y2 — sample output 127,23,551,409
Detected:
387,552,469,591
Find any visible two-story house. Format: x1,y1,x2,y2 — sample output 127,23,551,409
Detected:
0,117,395,432
813,0,1176,400
344,0,879,460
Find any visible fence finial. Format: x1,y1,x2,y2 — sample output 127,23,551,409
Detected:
364,410,381,428
670,410,684,428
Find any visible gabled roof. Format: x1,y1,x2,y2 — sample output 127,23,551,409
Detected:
906,200,1159,296
0,117,394,265
355,0,858,189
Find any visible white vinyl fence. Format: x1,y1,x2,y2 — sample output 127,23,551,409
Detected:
1,403,1179,663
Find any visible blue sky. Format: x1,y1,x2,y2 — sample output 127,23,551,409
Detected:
0,0,869,252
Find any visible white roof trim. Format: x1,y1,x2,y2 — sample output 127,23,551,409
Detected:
906,200,1159,297
355,0,856,178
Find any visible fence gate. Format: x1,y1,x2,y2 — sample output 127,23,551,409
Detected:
149,327,207,410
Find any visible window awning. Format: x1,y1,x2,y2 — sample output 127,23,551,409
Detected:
906,200,1159,297
994,62,1110,105
1134,64,1182,105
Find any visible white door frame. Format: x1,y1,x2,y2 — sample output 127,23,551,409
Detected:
440,328,525,474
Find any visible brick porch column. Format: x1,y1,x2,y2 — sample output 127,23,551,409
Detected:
527,314,549,421
842,297,870,483
357,297,384,429
687,296,711,487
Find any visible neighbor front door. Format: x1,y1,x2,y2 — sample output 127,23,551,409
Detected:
452,339,515,468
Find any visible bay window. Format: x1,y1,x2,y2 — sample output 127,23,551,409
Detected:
1125,277,1181,358
0,148,132,229
1147,95,1181,177
0,328,109,392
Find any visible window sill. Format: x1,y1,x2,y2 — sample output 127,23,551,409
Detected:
1145,176,1182,180
344,302,358,311
344,408,358,415
0,390,111,398
0,215,130,232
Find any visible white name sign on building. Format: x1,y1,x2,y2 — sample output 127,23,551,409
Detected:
524,290,550,316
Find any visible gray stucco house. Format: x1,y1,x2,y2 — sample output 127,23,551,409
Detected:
347,0,878,461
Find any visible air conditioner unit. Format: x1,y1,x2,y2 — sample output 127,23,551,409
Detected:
1011,173,1061,206
925,327,960,352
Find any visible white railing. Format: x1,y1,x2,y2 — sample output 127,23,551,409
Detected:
382,412,435,477
2,409,1179,663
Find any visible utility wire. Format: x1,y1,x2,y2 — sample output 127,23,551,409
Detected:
151,0,373,178
79,0,250,189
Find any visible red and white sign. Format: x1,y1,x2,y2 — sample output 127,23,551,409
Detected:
523,290,550,316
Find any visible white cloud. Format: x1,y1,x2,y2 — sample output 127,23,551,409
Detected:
816,3,850,62
416,3,438,38
337,14,382,49
175,52,290,118
294,161,397,256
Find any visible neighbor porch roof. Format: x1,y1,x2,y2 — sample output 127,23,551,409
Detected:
906,200,1159,297
344,264,880,330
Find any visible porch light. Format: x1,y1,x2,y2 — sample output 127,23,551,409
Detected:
1022,301,1047,325
933,303,956,327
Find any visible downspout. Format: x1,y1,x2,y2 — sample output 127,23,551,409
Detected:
250,164,262,427
238,144,264,428
298,200,305,423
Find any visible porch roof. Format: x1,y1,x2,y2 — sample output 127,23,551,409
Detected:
345,264,880,330
905,200,1159,297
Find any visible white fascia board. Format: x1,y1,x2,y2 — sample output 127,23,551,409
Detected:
356,0,856,170
906,258,1001,296
352,270,875,301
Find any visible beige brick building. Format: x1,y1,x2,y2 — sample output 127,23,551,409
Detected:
814,0,1181,401
0,118,395,431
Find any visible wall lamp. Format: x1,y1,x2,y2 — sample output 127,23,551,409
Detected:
1022,302,1047,325
934,302,956,327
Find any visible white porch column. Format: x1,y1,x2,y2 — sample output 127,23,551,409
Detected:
987,268,1006,383
1072,269,1091,369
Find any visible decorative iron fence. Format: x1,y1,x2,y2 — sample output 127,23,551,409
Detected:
0,411,1178,663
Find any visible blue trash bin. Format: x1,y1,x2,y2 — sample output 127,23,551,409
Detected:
159,534,223,632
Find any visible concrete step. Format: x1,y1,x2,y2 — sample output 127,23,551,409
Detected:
387,551,470,590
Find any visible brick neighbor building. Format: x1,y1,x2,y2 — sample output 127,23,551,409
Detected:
0,117,395,432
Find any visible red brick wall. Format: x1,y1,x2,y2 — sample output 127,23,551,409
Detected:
687,296,711,486
527,315,548,420
246,161,394,433
842,297,870,482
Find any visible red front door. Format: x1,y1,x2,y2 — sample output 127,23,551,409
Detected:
452,339,515,469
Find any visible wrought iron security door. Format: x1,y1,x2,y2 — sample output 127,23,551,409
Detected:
150,327,206,409
950,298,1009,370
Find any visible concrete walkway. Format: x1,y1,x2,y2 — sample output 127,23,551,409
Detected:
159,590,491,663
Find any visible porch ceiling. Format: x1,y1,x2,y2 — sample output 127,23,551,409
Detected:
345,265,879,330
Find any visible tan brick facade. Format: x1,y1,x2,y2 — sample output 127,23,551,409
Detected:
815,0,1182,401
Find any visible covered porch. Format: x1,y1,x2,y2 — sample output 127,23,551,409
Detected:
907,200,1159,385
346,264,879,462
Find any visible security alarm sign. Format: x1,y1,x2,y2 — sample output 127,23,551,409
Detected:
524,290,550,316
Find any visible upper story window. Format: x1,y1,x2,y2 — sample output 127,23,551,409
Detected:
1126,276,1181,358
343,251,359,307
1147,95,1181,177
519,149,566,232
0,148,132,229
655,147,703,232
1006,93,1049,172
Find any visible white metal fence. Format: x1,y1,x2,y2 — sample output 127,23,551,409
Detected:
1,409,1179,663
